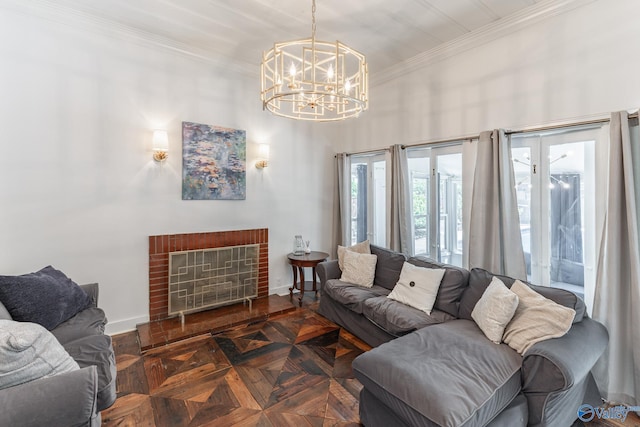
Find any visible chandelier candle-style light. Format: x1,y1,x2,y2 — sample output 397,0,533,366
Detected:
260,0,368,122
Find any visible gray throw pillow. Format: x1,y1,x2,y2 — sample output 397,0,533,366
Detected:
0,266,91,330
0,319,79,389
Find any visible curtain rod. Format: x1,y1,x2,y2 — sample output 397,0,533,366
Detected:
506,111,637,135
342,111,638,156
505,118,609,135
340,147,390,157
401,135,477,150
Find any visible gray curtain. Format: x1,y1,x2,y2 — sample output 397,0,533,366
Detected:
592,111,640,406
468,129,526,279
332,153,351,259
389,145,411,254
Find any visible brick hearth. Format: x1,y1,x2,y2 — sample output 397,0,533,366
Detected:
148,229,268,321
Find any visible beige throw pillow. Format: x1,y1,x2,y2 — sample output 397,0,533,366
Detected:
340,250,377,288
387,262,446,315
337,240,371,270
471,277,519,344
502,280,576,354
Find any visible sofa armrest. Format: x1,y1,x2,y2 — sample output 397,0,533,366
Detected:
522,317,608,393
81,283,99,308
0,366,100,427
317,260,341,293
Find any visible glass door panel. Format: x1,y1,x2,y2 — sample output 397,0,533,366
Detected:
373,159,387,247
512,146,534,280
409,154,431,257
436,152,463,266
350,161,367,245
350,154,387,247
546,140,591,295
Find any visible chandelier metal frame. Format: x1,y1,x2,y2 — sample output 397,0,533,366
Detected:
260,0,368,122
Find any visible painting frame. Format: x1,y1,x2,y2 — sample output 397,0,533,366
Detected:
181,121,246,200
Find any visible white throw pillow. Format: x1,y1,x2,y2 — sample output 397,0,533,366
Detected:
0,319,79,389
337,240,371,271
340,250,377,288
471,277,520,344
387,262,446,315
502,280,576,354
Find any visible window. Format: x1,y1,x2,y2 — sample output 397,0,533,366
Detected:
407,144,463,266
350,153,387,247
512,127,601,299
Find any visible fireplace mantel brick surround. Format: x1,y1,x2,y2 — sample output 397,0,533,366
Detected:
148,229,268,321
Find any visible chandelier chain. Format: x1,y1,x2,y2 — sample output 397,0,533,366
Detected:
311,0,316,40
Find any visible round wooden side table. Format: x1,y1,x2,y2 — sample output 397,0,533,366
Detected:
287,251,330,307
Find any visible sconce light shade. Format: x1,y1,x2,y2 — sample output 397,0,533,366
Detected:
152,130,169,162
256,144,270,169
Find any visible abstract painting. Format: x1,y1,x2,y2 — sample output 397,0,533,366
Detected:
182,121,246,200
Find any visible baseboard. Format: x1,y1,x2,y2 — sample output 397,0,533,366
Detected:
271,285,292,296
106,315,149,336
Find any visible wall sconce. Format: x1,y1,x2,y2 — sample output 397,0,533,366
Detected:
152,130,169,162
255,144,269,169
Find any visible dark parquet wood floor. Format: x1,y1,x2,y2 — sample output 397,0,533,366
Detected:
104,299,640,427
103,302,371,427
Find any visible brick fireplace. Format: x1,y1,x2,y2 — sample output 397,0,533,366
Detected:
148,229,268,321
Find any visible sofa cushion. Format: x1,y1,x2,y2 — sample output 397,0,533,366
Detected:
340,251,377,288
370,245,407,290
387,262,445,315
324,279,390,314
0,319,79,390
471,277,519,344
503,280,576,354
51,307,108,346
0,266,91,330
353,319,523,427
64,334,117,411
362,296,455,336
337,240,371,270
408,256,470,317
459,268,585,322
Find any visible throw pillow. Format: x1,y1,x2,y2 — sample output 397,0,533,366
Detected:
387,262,446,315
0,319,79,389
502,280,576,354
0,266,91,330
471,277,519,344
337,240,371,270
340,250,377,288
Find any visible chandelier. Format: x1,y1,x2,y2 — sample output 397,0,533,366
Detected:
260,0,368,122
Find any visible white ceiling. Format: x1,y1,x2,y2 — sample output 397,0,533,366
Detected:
29,0,544,75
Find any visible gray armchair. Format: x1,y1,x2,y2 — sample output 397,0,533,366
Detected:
0,283,116,427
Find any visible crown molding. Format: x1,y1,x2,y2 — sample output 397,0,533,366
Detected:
0,0,258,77
371,0,599,87
2,0,599,85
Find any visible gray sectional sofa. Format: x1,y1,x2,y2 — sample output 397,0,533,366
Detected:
0,283,117,427
317,245,608,427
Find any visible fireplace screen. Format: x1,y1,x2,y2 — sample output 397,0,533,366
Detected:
168,244,259,316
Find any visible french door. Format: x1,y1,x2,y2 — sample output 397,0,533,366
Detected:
349,153,387,247
511,127,601,298
408,145,463,266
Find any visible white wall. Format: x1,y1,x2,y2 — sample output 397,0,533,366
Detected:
0,7,335,333
336,0,640,152
4,0,637,335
